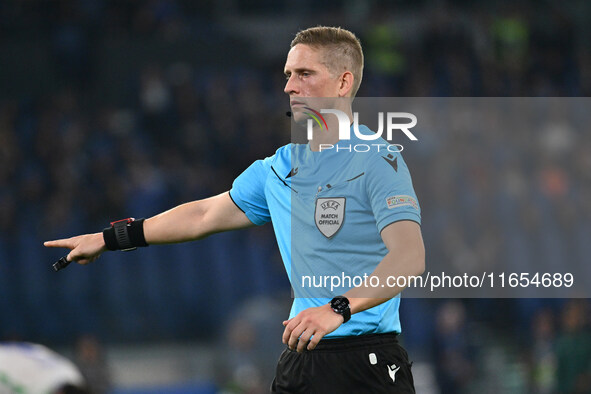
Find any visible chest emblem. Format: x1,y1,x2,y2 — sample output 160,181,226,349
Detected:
314,197,346,238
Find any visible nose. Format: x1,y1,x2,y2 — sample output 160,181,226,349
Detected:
284,74,298,95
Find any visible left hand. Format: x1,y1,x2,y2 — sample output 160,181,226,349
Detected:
282,304,344,352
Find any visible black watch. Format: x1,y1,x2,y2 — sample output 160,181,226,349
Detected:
329,296,351,323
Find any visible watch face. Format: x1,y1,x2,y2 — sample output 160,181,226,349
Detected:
331,297,348,312
330,296,351,323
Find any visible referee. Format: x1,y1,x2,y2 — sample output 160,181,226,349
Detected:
45,26,425,393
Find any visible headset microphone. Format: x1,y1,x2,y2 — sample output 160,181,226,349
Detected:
286,111,292,117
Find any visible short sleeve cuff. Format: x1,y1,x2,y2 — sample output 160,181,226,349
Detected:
228,190,268,226
377,212,421,233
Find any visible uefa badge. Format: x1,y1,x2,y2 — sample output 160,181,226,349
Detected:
314,197,346,238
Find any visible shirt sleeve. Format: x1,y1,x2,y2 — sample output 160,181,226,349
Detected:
366,151,421,233
229,155,274,226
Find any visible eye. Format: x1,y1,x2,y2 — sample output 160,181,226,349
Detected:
284,74,291,80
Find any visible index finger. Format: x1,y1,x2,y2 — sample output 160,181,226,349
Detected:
43,238,74,249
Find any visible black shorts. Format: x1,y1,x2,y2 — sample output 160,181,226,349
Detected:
271,333,415,393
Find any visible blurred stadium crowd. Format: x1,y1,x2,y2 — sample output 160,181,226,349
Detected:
1,0,591,393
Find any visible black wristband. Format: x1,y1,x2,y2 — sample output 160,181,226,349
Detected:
103,218,148,251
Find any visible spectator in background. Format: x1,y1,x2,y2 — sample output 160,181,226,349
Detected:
75,335,112,394
527,308,556,394
217,296,288,393
432,300,476,394
218,317,266,393
554,299,591,394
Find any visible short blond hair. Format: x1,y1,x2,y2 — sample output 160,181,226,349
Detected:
291,26,364,97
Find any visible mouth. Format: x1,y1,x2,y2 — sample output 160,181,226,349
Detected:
290,100,306,107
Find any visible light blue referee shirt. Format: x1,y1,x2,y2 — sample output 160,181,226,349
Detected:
229,125,421,337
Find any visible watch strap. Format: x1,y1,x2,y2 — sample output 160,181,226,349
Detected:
103,218,148,251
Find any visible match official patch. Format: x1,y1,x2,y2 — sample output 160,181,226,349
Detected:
315,197,345,238
386,195,418,210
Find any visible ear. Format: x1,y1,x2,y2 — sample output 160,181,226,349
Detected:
338,71,355,97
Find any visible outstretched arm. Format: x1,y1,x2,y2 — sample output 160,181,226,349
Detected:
44,191,254,265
